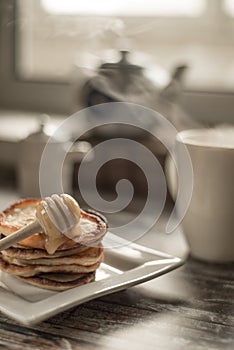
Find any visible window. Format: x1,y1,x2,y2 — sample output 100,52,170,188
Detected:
41,0,205,17
16,0,234,92
224,0,234,16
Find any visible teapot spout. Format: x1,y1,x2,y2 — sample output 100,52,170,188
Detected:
171,64,188,81
160,64,188,102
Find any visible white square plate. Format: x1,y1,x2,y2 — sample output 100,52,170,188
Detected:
0,232,184,325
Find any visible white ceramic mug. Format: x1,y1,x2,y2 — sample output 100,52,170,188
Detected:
167,128,234,262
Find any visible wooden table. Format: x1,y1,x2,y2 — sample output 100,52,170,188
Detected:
0,190,233,350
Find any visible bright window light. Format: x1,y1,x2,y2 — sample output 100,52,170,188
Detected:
224,0,234,16
41,0,206,17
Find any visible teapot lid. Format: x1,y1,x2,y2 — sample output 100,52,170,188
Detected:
22,115,67,144
23,115,51,143
99,50,143,74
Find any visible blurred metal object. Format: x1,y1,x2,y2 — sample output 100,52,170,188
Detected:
17,116,91,197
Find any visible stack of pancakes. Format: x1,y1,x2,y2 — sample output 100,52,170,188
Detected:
0,199,107,291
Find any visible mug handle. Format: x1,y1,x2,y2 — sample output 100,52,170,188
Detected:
164,154,178,201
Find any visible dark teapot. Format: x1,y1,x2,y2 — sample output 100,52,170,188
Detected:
77,50,193,139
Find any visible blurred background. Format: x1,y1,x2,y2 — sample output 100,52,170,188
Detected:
0,0,234,203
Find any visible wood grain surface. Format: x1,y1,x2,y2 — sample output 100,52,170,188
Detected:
0,257,233,350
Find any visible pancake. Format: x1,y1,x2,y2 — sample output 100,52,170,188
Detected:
0,199,107,250
2,245,89,259
0,197,107,290
38,272,88,282
0,255,102,277
2,246,103,266
19,272,96,291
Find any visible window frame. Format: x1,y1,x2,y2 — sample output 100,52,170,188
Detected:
0,0,71,114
